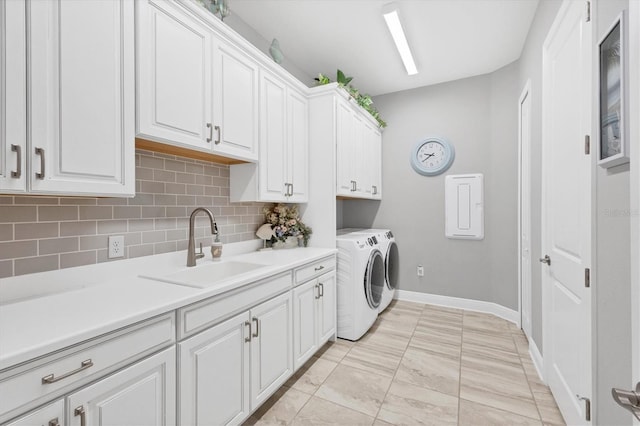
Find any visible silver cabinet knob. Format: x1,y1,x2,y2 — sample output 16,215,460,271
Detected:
539,255,551,265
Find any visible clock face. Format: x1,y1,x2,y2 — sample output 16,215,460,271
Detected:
410,137,455,176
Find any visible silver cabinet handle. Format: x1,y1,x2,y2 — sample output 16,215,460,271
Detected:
206,123,213,143
314,265,324,272
42,359,94,384
48,418,60,426
319,282,324,298
35,147,45,179
372,185,377,195
74,406,86,426
284,183,289,197
289,183,294,196
214,125,221,145
252,317,259,338
350,180,356,192
244,320,252,342
539,255,551,265
576,395,591,421
314,284,320,299
11,145,21,178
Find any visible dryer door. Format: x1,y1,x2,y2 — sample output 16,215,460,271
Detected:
364,249,385,309
386,241,399,290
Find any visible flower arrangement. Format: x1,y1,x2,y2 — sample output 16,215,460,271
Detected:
315,69,387,128
263,204,312,247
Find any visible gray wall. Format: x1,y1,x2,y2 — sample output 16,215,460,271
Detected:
594,1,632,424
343,62,520,310
516,0,563,353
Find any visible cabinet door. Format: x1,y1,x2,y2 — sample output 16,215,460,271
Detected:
213,41,259,161
259,72,287,201
336,100,355,196
136,0,213,151
28,0,134,196
178,311,251,426
318,272,337,344
292,280,318,370
67,347,176,426
250,292,293,409
5,399,64,426
353,116,370,197
287,89,309,203
370,127,382,199
0,0,26,193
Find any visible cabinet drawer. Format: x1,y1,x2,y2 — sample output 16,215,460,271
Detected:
0,313,175,421
178,272,292,339
294,256,336,285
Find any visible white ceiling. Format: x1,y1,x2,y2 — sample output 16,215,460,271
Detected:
230,0,539,96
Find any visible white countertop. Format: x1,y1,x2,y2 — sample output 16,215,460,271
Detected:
0,242,336,371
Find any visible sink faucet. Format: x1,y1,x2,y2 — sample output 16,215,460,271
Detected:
187,207,217,267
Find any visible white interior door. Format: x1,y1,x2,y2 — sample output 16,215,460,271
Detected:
630,1,640,422
519,80,532,338
542,1,592,425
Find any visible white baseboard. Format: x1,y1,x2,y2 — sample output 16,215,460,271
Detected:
528,338,545,383
394,289,519,325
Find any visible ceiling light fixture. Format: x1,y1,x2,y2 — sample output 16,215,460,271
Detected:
382,3,418,75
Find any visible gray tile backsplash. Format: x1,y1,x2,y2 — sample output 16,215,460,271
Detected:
0,150,267,278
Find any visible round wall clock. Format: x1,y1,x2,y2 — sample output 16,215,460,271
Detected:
410,137,455,176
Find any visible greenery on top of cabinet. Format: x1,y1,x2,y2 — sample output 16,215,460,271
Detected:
315,69,387,128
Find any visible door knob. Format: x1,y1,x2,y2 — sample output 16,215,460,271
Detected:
539,255,551,265
612,383,640,420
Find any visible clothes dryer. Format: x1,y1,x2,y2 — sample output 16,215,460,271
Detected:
365,229,398,312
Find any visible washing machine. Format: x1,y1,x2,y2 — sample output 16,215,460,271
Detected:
338,228,398,313
336,233,386,341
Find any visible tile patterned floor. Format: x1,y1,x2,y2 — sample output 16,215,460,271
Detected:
244,300,566,426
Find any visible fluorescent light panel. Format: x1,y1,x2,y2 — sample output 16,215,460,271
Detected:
382,5,418,75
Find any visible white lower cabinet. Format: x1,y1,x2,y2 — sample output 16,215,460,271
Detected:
317,273,337,343
179,291,292,425
178,312,251,426
293,272,336,370
250,292,293,409
4,258,335,426
4,400,64,426
4,348,176,426
67,348,176,426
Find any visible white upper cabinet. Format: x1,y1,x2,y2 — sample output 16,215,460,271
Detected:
335,95,382,200
0,0,134,197
137,0,258,162
136,0,213,151
27,0,134,196
0,0,26,193
230,71,308,203
287,89,309,202
212,40,259,161
259,72,288,200
365,121,382,199
336,99,355,196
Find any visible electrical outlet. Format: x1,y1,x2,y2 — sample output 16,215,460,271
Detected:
108,235,125,259
417,265,424,277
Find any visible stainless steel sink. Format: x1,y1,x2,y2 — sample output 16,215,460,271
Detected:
139,261,268,289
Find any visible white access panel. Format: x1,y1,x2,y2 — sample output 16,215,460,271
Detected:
445,174,484,240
